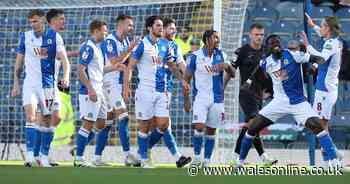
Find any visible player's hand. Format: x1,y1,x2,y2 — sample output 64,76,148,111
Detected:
127,36,141,53
240,80,251,91
122,85,130,103
11,83,20,97
262,89,272,100
88,88,97,102
184,95,191,112
305,13,316,28
181,80,190,96
299,31,309,48
61,77,70,88
112,63,126,71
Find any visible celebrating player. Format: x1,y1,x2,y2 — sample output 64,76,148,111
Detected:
184,30,231,167
238,34,341,168
93,15,140,166
75,20,124,167
146,17,188,166
303,15,344,165
124,15,191,168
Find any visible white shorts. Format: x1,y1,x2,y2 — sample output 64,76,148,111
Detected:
135,87,170,120
192,97,225,128
79,93,107,122
103,82,126,112
259,98,318,125
22,85,60,115
313,90,337,120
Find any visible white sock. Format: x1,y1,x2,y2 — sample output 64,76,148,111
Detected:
124,151,130,158
76,156,83,161
26,151,34,162
194,155,201,161
174,152,182,160
94,155,101,161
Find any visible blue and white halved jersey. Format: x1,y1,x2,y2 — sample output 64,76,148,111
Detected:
187,48,226,103
307,37,342,92
132,35,174,92
16,30,43,87
79,39,105,95
102,32,130,85
40,28,66,88
260,49,311,105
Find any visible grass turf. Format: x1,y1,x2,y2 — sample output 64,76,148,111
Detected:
0,161,349,184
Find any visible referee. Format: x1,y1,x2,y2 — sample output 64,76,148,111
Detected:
224,23,277,165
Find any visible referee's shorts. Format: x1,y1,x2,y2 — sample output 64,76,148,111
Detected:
239,89,262,122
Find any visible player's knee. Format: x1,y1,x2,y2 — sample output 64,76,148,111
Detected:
247,115,273,136
157,121,169,132
107,111,115,120
95,119,106,130
82,121,94,131
305,117,324,134
51,112,61,127
138,120,150,133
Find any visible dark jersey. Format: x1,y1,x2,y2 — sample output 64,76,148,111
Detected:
233,44,271,98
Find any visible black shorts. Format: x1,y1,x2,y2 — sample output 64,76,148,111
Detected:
239,89,262,122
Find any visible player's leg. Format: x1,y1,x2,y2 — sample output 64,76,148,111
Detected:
93,111,113,166
238,99,284,165
22,86,39,167
155,93,191,168
191,99,209,166
135,90,153,167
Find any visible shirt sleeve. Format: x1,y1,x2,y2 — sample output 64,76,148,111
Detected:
175,45,185,65
232,47,242,68
16,32,25,55
259,59,267,72
56,33,66,53
307,39,336,62
131,41,144,61
79,45,94,66
104,38,118,58
290,50,311,63
186,54,197,74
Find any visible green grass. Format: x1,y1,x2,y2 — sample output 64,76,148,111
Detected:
0,161,349,184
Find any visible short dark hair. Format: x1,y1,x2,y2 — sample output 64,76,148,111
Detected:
116,14,133,24
250,23,264,31
202,29,217,45
163,17,176,28
46,9,64,23
89,19,107,33
324,16,341,36
145,15,162,29
28,9,45,19
265,34,280,46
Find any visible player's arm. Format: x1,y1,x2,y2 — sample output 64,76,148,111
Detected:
11,32,25,97
174,45,187,75
305,13,321,37
109,38,140,65
56,34,70,87
300,31,332,63
224,48,242,87
183,54,196,112
122,41,144,102
78,45,97,102
167,47,190,96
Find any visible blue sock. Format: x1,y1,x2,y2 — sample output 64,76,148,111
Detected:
204,135,215,160
163,129,179,157
76,128,90,157
239,133,254,161
95,125,111,156
33,126,42,157
25,122,36,153
118,117,130,152
193,130,204,156
137,131,149,160
317,131,337,160
40,127,54,156
149,128,163,149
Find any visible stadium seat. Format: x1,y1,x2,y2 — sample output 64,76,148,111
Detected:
250,5,279,28
287,142,309,149
241,34,249,45
276,2,303,26
335,7,350,21
311,6,333,20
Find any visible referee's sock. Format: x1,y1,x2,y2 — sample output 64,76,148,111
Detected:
253,134,265,156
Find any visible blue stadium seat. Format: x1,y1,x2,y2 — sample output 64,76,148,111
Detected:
241,34,249,46
335,7,350,21
250,5,279,27
311,6,333,20
276,2,303,25
271,21,297,35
